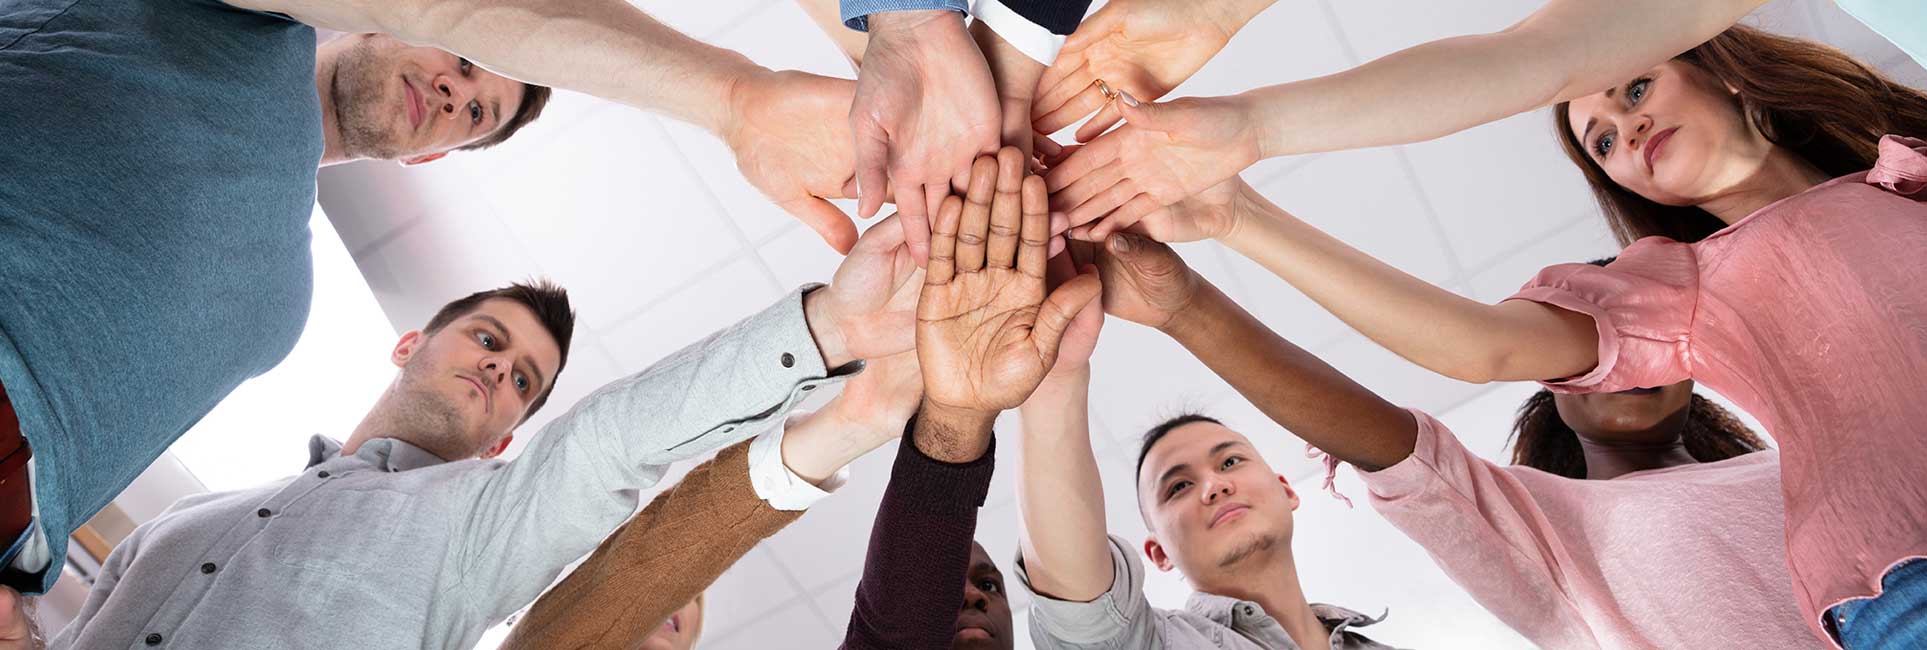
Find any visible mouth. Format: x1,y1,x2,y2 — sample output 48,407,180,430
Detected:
665,613,681,634
1644,126,1678,175
1612,387,1662,396
954,627,993,641
403,77,425,132
459,374,493,414
1209,503,1250,529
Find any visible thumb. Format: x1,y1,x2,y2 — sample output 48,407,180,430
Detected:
786,197,860,255
1115,92,1168,131
1032,270,1103,364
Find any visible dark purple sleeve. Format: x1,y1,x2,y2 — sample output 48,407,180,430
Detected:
840,420,996,650
998,0,1094,35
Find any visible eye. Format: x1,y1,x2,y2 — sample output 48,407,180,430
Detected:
1593,131,1616,159
976,579,1002,594
1164,480,1191,500
1221,455,1244,470
1627,77,1651,104
476,331,496,349
467,100,483,125
513,372,530,393
458,57,473,75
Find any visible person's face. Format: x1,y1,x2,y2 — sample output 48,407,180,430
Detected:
952,542,1014,650
1136,423,1298,580
1566,61,1770,206
387,299,561,460
1553,380,1695,445
638,597,703,650
327,34,527,163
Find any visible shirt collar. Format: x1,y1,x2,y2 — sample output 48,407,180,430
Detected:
305,435,449,473
1185,591,1388,638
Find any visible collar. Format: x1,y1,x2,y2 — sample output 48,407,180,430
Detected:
305,435,449,473
1186,590,1388,636
1867,135,1927,197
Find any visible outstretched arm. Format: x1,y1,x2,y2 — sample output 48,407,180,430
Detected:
1014,243,1109,601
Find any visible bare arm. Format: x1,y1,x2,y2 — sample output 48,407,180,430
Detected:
796,0,868,69
1249,0,1768,156
1216,180,1599,384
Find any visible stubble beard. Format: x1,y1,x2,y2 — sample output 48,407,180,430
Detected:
387,366,479,461
331,39,408,161
1215,532,1278,569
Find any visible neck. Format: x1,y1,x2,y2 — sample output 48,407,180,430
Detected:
1204,550,1330,650
314,43,350,167
1696,146,1833,224
1578,436,1698,479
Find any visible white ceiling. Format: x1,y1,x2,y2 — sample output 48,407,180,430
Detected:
299,1,1926,648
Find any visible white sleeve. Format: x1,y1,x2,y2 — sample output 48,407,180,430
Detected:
970,0,1065,64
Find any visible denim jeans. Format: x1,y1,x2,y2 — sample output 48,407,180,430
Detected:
1828,558,1927,649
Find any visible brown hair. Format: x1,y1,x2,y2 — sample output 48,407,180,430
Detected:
457,83,553,152
1553,25,1927,246
424,279,576,419
1506,389,1768,479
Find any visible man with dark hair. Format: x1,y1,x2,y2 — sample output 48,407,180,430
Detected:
0,0,874,600
9,210,923,648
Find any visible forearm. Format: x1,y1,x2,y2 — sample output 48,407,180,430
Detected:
1160,281,1415,470
1217,181,1595,383
972,21,1045,152
779,394,899,485
1015,369,1113,601
800,0,868,68
1244,0,1765,157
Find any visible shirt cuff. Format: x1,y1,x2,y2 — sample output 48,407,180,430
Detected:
969,0,1064,64
842,0,970,31
748,410,849,511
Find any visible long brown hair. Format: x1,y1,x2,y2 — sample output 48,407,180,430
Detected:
1554,25,1927,246
1506,389,1769,479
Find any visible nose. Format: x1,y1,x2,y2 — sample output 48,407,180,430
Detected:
1625,114,1653,152
960,583,988,612
480,355,508,389
433,73,474,118
1200,477,1234,504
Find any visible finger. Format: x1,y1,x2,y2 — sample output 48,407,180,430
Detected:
784,197,860,255
1034,61,1092,120
1065,179,1138,230
925,182,948,230
956,155,998,273
850,211,907,256
1050,158,1126,212
1058,4,1120,54
986,147,1025,269
1043,136,1118,192
1044,236,1076,289
926,195,964,286
894,178,931,264
1034,133,1063,160
1049,211,1071,238
854,126,890,220
1090,193,1163,241
1033,271,1104,363
1074,100,1125,143
1069,223,1099,241
1048,234,1066,258
1034,81,1112,135
1017,175,1051,277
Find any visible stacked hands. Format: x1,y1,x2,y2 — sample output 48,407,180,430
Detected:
729,0,1272,259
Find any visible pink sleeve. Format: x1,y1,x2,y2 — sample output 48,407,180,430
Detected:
1360,409,1598,648
1505,237,1699,393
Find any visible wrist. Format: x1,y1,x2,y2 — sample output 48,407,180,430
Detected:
868,9,962,37
1215,0,1278,34
713,62,774,140
1158,279,1228,342
802,288,852,368
913,399,997,462
1035,365,1092,396
1214,178,1265,248
1230,91,1278,163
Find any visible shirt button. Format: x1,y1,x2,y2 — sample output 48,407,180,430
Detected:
800,384,815,391
780,353,795,368
317,470,330,479
200,563,217,575
145,633,163,645
256,508,272,518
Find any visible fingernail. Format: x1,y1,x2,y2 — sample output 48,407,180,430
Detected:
1119,91,1140,108
1110,234,1133,252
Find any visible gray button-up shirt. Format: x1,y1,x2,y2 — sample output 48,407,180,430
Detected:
1018,535,1408,650
50,289,851,650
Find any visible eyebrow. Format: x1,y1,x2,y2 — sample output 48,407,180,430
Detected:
490,98,502,130
1581,116,1598,147
472,314,546,396
1154,440,1249,489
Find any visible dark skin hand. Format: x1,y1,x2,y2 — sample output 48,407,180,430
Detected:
1095,231,1417,471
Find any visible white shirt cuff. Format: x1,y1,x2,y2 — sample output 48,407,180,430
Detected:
747,411,849,511
970,0,1065,65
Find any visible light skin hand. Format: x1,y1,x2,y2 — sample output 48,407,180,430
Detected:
780,350,922,485
804,214,923,369
1044,94,1263,241
852,10,1002,263
724,69,866,253
914,148,1102,462
0,588,41,650
1032,0,1276,140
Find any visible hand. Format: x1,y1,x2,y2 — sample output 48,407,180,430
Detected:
1094,232,1204,331
1033,0,1270,140
833,350,923,436
806,214,922,367
0,587,41,650
723,69,866,253
851,10,1001,262
1045,94,1262,241
1041,240,1103,377
916,148,1101,430
1129,177,1243,243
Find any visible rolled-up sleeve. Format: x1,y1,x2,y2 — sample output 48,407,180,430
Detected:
1017,534,1161,650
1505,238,1700,393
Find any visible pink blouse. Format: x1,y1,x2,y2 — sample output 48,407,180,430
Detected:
1363,410,1821,650
1508,136,1927,645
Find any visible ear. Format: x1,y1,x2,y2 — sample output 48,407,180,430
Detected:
1143,537,1176,573
479,434,514,460
400,151,448,166
392,330,425,367
1278,474,1301,511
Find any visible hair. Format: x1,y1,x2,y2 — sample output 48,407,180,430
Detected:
457,83,553,152
1135,413,1224,486
423,279,576,418
1506,389,1769,479
1553,25,1927,246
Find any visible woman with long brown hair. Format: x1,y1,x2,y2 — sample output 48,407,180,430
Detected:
1051,25,1927,648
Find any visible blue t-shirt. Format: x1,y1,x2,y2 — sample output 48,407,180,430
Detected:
0,0,320,592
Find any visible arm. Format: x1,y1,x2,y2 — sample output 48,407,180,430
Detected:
1015,369,1114,601
0,588,40,650
800,0,869,69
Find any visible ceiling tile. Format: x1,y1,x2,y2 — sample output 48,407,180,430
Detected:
348,190,550,333
1247,146,1462,286
1399,109,1597,272
1465,217,1617,304
700,596,839,650
600,256,783,370
703,545,807,634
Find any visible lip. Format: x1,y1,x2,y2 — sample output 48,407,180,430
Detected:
954,627,993,640
1644,126,1678,175
403,78,425,131
1208,503,1250,529
667,613,682,634
459,374,493,414
1612,386,1662,396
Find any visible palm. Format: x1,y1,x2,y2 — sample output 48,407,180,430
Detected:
1117,99,1252,206
917,268,1052,412
1134,178,1240,243
727,70,861,252
1070,5,1232,101
823,215,922,360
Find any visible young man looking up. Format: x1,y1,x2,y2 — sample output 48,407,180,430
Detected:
0,0,866,597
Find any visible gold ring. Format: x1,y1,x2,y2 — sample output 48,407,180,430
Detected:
1095,79,1115,100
